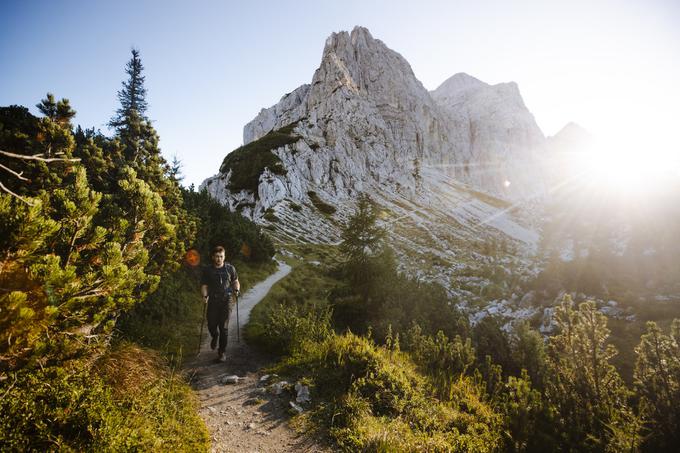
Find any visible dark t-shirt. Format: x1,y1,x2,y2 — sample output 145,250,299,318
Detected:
201,263,238,303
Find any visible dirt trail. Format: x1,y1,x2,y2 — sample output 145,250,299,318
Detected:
184,261,330,453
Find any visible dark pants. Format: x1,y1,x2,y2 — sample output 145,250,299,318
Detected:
207,298,231,353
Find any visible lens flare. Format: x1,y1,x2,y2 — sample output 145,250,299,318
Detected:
185,249,200,267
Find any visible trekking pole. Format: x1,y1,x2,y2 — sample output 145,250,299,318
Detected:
197,296,208,356
236,292,240,343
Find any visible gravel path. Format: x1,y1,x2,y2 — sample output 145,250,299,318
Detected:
184,261,330,453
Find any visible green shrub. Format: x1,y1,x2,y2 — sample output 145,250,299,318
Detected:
183,187,275,263
0,343,209,452
247,301,332,355
264,208,278,222
275,333,503,452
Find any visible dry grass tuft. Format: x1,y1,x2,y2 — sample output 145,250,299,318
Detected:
94,341,169,397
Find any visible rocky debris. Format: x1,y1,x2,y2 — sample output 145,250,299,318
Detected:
222,375,241,385
294,382,311,404
289,401,304,414
271,381,289,395
259,374,277,385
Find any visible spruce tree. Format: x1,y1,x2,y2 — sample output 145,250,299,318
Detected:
103,49,195,266
340,193,385,266
108,48,147,131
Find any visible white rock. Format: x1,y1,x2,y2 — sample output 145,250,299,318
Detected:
289,401,304,414
201,26,547,223
222,375,240,385
295,382,311,403
271,381,288,395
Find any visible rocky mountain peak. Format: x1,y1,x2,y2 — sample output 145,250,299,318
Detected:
432,72,488,98
549,122,591,145
311,26,426,107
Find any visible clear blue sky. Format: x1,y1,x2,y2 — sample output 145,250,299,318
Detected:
2,0,679,187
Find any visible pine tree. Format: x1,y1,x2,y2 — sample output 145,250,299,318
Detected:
340,193,385,265
634,320,680,451
546,296,643,451
36,93,75,127
102,49,195,267
167,154,183,182
108,49,147,131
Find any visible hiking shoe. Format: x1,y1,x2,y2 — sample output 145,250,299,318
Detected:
216,352,226,363
210,336,217,350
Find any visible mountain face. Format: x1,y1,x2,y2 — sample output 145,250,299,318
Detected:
203,27,546,219
431,73,546,199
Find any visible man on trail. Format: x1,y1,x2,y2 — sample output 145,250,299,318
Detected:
200,246,240,362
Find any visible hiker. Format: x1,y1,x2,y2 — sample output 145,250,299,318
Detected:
200,246,240,362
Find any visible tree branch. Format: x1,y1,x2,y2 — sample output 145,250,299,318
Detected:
0,181,35,205
0,163,29,181
0,149,80,163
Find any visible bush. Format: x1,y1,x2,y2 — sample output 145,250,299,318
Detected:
264,208,278,222
116,268,204,362
274,332,503,452
0,343,208,452
183,187,275,263
247,302,332,355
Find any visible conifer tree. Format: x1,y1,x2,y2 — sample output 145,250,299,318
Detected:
546,296,643,451
103,49,195,266
36,93,75,126
340,193,385,265
634,320,680,451
108,49,147,130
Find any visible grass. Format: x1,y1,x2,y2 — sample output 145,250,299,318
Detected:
244,244,342,353
92,342,210,451
272,332,503,452
0,343,210,452
220,122,299,194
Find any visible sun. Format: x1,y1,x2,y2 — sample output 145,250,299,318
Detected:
574,135,679,195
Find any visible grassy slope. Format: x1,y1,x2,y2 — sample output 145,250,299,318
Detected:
244,244,503,451
245,245,342,351
219,122,299,194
